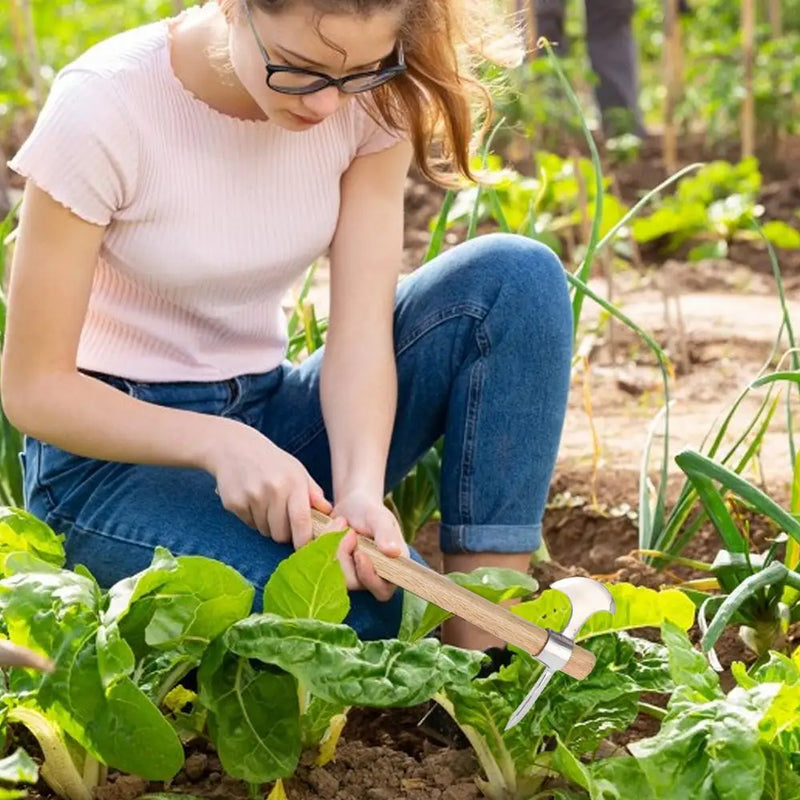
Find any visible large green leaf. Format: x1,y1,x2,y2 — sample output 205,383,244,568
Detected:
262,532,348,624
629,623,794,800
104,547,254,658
224,614,483,707
513,583,695,639
587,755,656,799
661,620,721,701
0,569,183,780
198,639,300,784
535,635,667,753
99,548,253,705
629,684,777,800
0,508,65,575
761,746,800,799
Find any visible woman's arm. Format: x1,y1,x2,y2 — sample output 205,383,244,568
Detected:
320,137,414,594
1,183,329,542
1,182,217,469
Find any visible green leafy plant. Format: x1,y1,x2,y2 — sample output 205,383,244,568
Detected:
196,530,485,789
419,584,695,800
0,507,254,800
580,621,800,800
649,449,800,662
632,158,800,261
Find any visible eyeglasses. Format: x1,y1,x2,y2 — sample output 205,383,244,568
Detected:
241,0,407,95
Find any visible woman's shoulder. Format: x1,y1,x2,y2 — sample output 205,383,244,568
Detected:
53,17,172,101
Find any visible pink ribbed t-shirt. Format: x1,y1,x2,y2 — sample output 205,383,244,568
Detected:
8,7,403,382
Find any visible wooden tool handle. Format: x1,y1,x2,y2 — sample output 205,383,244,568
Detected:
310,510,595,680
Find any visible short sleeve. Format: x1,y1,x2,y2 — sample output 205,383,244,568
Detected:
353,99,407,157
7,69,138,226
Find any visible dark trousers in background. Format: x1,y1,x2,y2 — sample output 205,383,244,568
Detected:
517,0,647,137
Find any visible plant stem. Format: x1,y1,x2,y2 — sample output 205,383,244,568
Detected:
638,701,667,721
8,707,93,800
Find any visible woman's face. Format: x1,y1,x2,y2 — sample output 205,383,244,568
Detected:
228,2,402,129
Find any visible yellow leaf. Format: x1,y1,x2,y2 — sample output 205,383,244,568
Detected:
314,713,348,767
513,582,696,638
267,779,288,800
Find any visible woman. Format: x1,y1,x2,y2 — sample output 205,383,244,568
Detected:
2,0,573,647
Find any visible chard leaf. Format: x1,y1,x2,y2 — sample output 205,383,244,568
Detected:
761,746,800,799
587,756,656,799
0,508,65,575
0,569,183,780
224,614,483,707
513,583,695,639
198,639,300,784
436,684,525,798
441,632,669,796
735,652,800,688
536,634,659,753
629,683,779,800
101,548,253,703
105,548,254,658
757,683,800,744
400,567,538,642
450,568,538,602
661,620,721,701
262,532,349,623
553,736,656,799
550,736,591,791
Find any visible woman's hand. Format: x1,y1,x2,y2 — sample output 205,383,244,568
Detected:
203,417,332,546
327,490,409,601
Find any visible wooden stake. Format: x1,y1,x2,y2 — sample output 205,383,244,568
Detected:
14,0,44,110
662,0,682,174
519,0,538,59
741,0,756,160
767,0,782,36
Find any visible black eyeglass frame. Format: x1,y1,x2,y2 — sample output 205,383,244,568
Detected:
241,0,407,95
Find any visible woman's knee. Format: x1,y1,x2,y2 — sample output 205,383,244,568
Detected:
458,233,570,310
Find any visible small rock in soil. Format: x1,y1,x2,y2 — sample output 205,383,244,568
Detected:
94,775,148,800
184,752,208,782
305,769,340,795
365,789,394,800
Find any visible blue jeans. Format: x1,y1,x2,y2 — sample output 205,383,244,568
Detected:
22,234,573,640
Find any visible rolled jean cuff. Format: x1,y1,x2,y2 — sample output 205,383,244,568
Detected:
439,522,542,555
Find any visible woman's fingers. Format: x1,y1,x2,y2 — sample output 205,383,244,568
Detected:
337,529,361,589
354,548,396,601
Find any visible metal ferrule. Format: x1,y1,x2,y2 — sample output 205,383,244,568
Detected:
536,629,573,671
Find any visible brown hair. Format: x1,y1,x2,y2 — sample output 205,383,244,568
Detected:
221,0,524,186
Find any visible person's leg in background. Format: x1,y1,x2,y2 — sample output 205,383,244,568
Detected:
584,0,648,137
529,0,569,55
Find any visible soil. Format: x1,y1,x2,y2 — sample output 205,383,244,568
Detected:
11,130,800,800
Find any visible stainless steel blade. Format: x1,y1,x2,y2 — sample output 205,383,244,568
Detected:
504,665,554,731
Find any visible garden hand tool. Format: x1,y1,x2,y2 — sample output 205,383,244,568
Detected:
504,576,615,730
310,510,610,718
